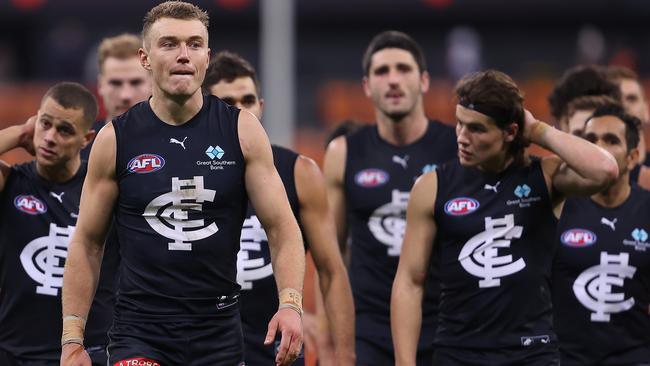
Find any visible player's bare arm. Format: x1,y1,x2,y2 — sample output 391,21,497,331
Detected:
61,124,118,366
391,171,438,366
238,110,305,366
524,110,618,199
323,136,348,255
0,116,36,192
294,155,355,365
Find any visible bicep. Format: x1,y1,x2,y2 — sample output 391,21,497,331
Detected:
238,112,292,229
398,173,438,284
74,125,118,248
323,137,347,247
544,154,609,198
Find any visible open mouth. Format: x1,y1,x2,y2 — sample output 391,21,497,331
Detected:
170,69,194,77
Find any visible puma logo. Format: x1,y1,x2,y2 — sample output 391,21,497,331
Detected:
50,191,64,203
169,136,188,150
484,181,500,193
601,217,617,231
392,155,409,169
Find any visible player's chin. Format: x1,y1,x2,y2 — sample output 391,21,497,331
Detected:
458,156,476,167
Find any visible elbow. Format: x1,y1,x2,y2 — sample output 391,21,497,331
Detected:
599,155,619,188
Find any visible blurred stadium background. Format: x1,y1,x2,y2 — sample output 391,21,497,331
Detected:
1,1,648,363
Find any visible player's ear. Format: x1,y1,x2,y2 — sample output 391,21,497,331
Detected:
503,122,518,142
139,48,151,71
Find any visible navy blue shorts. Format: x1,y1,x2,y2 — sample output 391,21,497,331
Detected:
0,346,106,366
107,315,244,366
355,335,434,366
433,344,560,366
242,329,304,366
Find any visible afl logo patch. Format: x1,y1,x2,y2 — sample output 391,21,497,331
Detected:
444,197,479,216
127,154,165,174
355,169,389,188
14,195,47,215
561,229,597,247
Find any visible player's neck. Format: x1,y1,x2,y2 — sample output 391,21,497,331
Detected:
592,174,630,208
36,156,80,183
638,134,646,163
476,152,513,174
376,111,428,146
150,89,203,126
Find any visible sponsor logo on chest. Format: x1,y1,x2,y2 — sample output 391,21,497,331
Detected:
623,228,649,251
14,195,47,215
506,184,542,208
197,145,237,170
561,229,597,248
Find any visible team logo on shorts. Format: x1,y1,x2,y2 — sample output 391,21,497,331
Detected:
113,358,160,366
444,197,479,216
127,153,165,174
354,169,389,188
14,195,47,215
561,229,597,248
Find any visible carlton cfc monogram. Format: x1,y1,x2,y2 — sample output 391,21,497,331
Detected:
20,224,74,296
459,214,526,288
144,176,218,251
573,251,637,322
237,215,273,290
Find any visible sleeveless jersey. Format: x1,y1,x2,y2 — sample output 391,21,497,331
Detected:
553,187,650,365
344,120,457,342
0,161,116,360
112,95,247,320
238,145,301,334
433,158,557,349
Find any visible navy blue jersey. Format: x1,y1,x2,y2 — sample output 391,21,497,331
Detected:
0,161,116,360
553,187,650,365
112,95,248,321
344,121,457,343
433,158,557,349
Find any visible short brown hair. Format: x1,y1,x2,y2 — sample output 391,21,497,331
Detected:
203,51,259,94
566,95,621,121
42,82,98,130
455,70,527,164
548,65,621,121
606,65,639,82
362,30,427,76
142,1,209,47
98,33,142,73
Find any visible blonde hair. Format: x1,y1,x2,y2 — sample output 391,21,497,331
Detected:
142,1,209,47
98,33,142,73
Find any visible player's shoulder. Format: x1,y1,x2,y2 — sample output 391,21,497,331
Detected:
427,119,455,133
11,160,37,179
631,184,650,203
271,144,298,158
